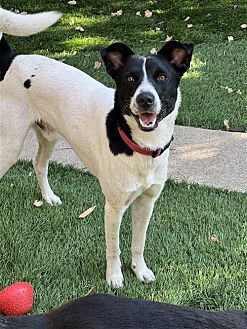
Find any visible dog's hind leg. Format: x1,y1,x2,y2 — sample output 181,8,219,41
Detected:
131,184,163,283
33,123,61,205
0,117,30,178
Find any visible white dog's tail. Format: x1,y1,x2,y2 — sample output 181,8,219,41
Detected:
0,8,62,37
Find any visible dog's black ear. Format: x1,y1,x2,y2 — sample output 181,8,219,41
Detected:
101,43,134,78
157,41,193,75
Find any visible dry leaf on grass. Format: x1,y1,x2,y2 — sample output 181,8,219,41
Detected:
94,61,102,69
111,10,123,17
228,35,234,42
68,0,77,5
69,19,75,26
75,26,85,32
79,206,96,218
240,24,247,29
10,183,14,188
220,86,234,93
210,235,218,243
165,35,173,42
136,11,142,16
28,172,32,177
145,10,153,18
184,16,190,21
155,27,161,31
236,89,242,95
150,48,157,55
33,200,43,207
187,24,193,28
223,119,230,130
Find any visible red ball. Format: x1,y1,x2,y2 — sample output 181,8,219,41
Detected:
0,282,34,316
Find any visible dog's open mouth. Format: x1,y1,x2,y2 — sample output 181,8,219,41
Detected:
138,112,158,131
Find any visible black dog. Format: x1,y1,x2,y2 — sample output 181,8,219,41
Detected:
0,294,246,328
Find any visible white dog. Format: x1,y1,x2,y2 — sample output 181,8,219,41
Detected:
0,8,193,288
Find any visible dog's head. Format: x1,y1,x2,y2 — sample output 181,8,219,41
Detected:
101,41,193,132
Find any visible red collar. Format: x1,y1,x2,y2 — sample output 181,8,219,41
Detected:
118,126,173,158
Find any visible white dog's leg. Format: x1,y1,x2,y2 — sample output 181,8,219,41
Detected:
131,184,163,283
0,121,30,178
33,125,61,205
104,201,126,288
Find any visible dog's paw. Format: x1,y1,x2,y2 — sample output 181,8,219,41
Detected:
132,262,155,283
106,267,124,288
44,193,62,205
106,273,124,289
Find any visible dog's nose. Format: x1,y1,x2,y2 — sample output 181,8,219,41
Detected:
136,92,155,108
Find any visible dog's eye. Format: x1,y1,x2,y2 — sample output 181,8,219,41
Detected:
157,74,167,81
127,75,135,82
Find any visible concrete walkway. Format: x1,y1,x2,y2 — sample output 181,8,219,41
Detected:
20,125,247,193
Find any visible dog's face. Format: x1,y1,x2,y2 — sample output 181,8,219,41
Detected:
101,41,193,132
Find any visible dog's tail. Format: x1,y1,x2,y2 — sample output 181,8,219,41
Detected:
0,7,62,38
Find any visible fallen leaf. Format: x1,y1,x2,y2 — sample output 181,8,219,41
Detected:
10,183,14,188
111,9,123,16
187,24,193,28
223,119,230,130
79,206,96,218
155,27,161,31
145,10,153,18
150,48,157,55
236,89,242,95
94,61,102,69
68,0,77,5
14,9,20,13
75,26,85,32
240,24,247,29
28,172,32,177
184,16,190,21
20,11,27,15
220,85,233,93
165,35,173,42
136,11,142,16
33,200,43,207
228,35,234,42
69,19,75,26
210,235,218,243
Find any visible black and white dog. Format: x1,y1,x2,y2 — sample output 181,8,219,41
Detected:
0,8,193,287
0,293,246,329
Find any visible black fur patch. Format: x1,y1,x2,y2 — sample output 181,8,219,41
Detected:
2,294,247,329
0,36,16,81
24,79,31,89
35,120,46,130
106,93,133,156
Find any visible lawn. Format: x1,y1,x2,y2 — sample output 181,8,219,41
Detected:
1,0,247,130
0,161,246,313
0,0,246,315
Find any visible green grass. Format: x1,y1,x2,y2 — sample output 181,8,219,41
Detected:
0,161,246,312
1,0,247,130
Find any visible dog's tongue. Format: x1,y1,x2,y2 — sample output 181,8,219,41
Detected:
139,113,157,125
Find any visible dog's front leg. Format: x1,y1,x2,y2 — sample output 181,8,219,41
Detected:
104,201,126,288
131,184,163,283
